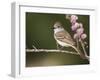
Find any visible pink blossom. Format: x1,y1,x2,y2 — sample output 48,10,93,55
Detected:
81,34,87,39
76,27,84,36
70,15,78,24
71,22,79,31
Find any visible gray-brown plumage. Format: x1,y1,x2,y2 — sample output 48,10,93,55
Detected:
53,21,75,47
54,29,75,46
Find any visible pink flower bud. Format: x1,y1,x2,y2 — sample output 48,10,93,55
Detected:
81,34,87,39
70,19,76,24
76,27,84,36
70,15,78,24
71,22,79,31
71,15,78,20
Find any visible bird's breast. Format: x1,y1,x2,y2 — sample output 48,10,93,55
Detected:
54,28,64,34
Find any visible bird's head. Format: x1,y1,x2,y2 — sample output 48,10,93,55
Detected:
53,21,63,29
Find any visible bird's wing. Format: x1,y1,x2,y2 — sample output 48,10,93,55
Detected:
54,30,75,45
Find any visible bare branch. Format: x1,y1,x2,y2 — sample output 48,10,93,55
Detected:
26,49,79,55
26,49,89,61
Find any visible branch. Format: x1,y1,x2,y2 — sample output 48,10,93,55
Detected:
26,49,79,55
26,49,89,61
80,39,89,61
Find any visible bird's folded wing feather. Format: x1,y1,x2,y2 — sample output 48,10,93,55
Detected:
54,30,75,45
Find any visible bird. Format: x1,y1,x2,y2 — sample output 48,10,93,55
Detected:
53,21,75,47
53,21,81,55
52,21,89,60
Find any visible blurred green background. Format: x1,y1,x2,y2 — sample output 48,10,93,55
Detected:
26,12,89,67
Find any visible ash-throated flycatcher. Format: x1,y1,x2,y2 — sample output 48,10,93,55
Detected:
53,21,88,59
53,21,75,49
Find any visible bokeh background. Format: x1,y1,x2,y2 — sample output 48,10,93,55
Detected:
26,12,89,67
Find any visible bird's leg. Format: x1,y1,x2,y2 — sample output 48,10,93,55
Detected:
56,42,60,50
56,42,64,50
60,46,64,50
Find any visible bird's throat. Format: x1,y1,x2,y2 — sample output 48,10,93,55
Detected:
54,28,64,34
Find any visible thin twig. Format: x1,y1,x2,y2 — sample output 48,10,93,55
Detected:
32,45,37,50
80,39,89,61
76,38,79,49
